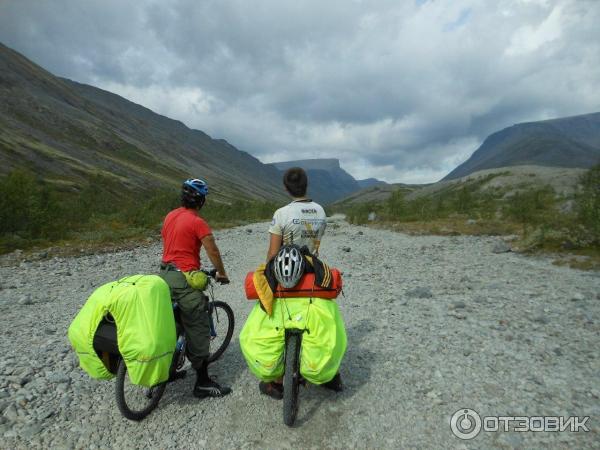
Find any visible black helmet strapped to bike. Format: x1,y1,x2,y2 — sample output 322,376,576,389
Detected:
182,178,208,209
273,245,305,289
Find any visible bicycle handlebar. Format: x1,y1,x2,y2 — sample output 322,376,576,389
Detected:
201,269,230,285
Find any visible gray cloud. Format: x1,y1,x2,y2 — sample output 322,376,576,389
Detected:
1,0,599,183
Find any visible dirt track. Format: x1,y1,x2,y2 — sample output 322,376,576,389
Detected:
1,218,599,449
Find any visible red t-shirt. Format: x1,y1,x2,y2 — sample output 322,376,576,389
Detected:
161,207,212,272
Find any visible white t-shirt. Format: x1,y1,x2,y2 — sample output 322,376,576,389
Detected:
268,200,327,254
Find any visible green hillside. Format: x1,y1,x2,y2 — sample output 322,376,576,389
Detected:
0,42,286,202
333,164,600,266
0,43,288,252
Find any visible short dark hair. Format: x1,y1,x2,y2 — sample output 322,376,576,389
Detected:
181,194,204,209
181,185,206,209
283,167,307,197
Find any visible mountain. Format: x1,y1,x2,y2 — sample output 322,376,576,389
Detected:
0,43,286,202
269,158,386,204
333,165,586,210
357,178,386,189
444,113,600,180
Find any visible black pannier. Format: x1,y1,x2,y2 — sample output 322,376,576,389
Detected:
93,315,120,374
93,316,119,355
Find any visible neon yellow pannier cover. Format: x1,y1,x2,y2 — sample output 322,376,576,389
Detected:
239,298,346,384
68,275,176,387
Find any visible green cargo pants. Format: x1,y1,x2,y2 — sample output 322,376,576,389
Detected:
159,267,210,370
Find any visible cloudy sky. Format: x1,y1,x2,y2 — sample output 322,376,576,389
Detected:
1,0,599,183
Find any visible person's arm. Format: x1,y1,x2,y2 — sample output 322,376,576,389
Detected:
201,234,229,282
266,233,283,262
267,209,283,261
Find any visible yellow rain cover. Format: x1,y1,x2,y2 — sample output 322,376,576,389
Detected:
239,298,346,384
68,275,176,387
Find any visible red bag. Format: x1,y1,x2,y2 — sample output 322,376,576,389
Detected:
245,270,343,300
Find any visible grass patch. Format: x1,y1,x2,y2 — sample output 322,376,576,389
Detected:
0,169,279,255
552,255,600,271
334,164,600,270
372,218,523,237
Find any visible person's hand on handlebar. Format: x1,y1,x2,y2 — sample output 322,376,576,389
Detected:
215,272,230,285
201,234,229,285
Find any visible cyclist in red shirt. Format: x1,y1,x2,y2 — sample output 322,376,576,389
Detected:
159,178,232,398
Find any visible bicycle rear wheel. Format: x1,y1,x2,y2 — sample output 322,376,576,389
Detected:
115,359,167,421
207,301,234,363
283,333,301,426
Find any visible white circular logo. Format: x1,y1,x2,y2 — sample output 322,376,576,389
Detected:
450,408,482,440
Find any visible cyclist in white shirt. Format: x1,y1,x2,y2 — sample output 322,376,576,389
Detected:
260,168,342,400
267,167,327,261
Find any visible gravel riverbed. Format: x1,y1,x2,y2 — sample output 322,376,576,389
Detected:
1,218,599,449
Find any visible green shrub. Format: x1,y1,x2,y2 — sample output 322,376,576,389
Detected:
503,187,555,225
338,172,598,252
454,187,474,214
0,169,280,253
203,199,279,227
576,163,600,243
0,170,64,239
344,202,373,225
387,191,406,217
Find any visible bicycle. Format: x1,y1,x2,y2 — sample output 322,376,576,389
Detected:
279,306,343,427
94,269,234,421
283,328,303,426
243,265,345,427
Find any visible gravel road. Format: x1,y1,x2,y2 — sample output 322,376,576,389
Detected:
1,217,599,449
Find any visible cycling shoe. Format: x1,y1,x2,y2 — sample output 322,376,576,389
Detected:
321,373,344,392
259,381,283,400
193,378,232,398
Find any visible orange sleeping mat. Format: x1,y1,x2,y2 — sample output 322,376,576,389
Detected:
244,270,343,300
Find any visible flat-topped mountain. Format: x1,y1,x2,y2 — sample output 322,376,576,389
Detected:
444,112,600,180
0,42,286,202
269,158,385,204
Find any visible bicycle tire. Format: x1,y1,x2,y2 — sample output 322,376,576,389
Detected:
283,333,301,426
115,359,167,421
207,301,235,363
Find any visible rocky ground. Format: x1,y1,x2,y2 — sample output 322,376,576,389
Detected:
1,217,599,449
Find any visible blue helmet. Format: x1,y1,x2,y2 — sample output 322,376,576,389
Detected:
182,178,208,208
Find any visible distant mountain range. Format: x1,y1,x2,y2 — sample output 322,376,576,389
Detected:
0,43,382,206
272,113,600,203
335,112,600,205
3,42,599,209
444,112,600,180
0,43,286,202
269,158,386,204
